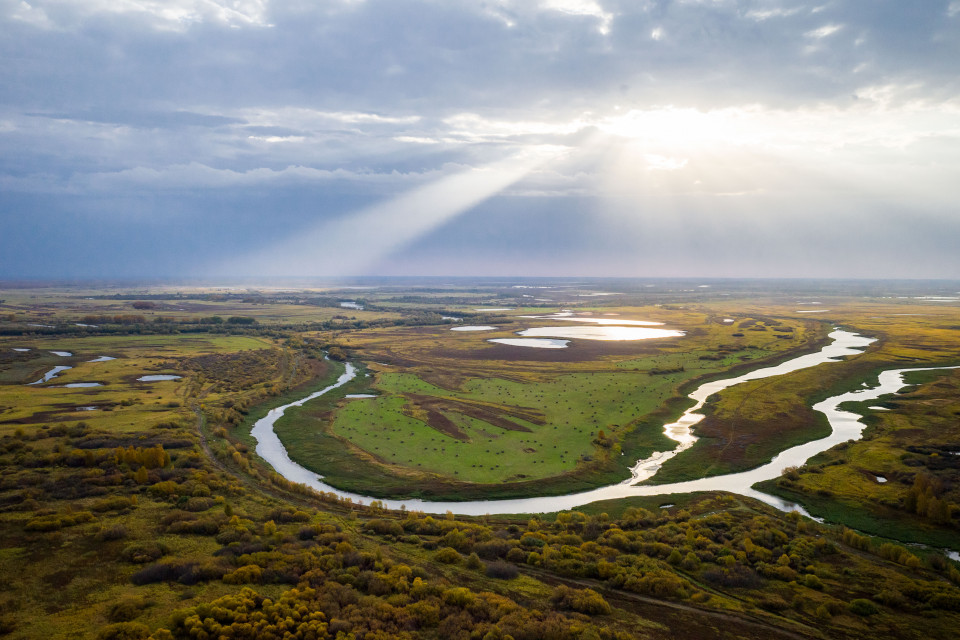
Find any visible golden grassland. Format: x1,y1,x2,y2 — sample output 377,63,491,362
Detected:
1,285,960,639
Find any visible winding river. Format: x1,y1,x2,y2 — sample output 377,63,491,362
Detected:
252,329,957,516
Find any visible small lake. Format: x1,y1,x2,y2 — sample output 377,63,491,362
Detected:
451,325,497,332
50,351,72,357
518,326,684,341
26,366,72,385
340,301,364,310
488,338,570,349
137,375,182,382
88,356,116,362
521,313,663,326
63,382,103,388
12,348,30,352
345,394,377,399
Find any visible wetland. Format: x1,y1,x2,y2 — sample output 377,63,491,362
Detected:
3,278,960,640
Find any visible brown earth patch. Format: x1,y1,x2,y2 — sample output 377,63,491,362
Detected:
401,392,543,440
430,337,679,364
694,407,819,466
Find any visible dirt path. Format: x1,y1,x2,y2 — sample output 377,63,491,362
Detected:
519,565,824,640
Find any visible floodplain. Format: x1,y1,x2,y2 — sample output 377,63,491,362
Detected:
2,278,960,640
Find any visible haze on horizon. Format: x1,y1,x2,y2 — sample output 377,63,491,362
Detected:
2,1,959,280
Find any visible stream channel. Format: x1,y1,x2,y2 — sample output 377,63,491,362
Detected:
252,329,957,516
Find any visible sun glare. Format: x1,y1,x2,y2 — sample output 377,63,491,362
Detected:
597,107,759,150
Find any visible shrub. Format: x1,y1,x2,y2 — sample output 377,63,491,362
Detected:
435,547,460,564
107,598,146,623
758,594,790,611
803,574,824,590
551,586,612,615
92,496,136,512
362,519,401,536
485,561,518,579
222,564,263,585
130,562,186,585
929,593,960,611
96,525,128,541
121,542,168,564
25,510,94,532
465,553,484,570
183,497,214,512
848,599,879,616
166,517,220,536
443,587,475,607
97,622,150,640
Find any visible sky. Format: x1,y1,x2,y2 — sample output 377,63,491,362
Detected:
1,0,959,280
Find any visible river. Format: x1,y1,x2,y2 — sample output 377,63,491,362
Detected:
251,329,956,516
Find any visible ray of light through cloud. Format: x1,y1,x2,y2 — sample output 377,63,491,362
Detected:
215,148,561,277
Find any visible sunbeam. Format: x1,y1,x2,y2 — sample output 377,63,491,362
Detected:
214,148,561,277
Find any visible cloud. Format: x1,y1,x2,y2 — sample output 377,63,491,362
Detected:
6,0,273,31
2,0,960,278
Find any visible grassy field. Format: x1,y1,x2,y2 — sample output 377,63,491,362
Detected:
269,306,822,497
3,283,960,639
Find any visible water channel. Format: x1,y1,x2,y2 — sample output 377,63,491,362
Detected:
252,329,957,516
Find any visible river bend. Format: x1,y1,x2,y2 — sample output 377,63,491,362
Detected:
252,330,955,516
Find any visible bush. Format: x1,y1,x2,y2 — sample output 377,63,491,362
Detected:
183,497,214,512
485,561,518,580
97,622,150,640
121,542,168,564
96,525,128,541
551,586,612,615
107,598,146,623
130,562,185,585
25,510,94,532
929,593,960,611
759,594,790,611
848,599,879,616
364,519,404,537
222,565,262,585
803,574,824,590
435,547,460,564
92,496,136,512
130,560,225,586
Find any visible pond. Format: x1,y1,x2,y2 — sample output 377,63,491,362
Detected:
488,338,570,349
26,366,72,385
517,326,684,341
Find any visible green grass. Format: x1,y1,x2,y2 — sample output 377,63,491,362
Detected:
261,314,825,499
235,358,345,454
754,479,960,550
12,333,274,354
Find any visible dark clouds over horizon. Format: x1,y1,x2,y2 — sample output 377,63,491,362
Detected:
2,0,959,279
